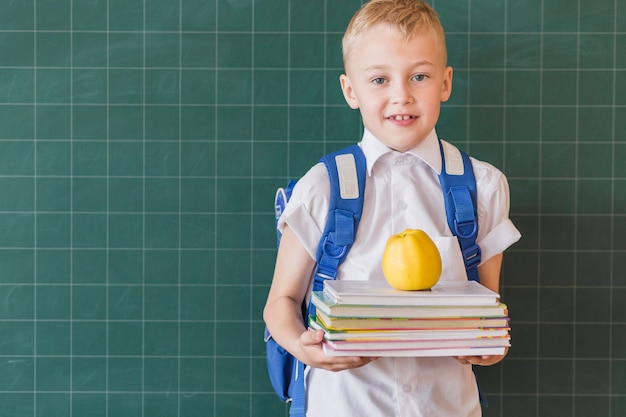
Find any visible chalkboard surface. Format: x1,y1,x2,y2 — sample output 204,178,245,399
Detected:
0,0,623,416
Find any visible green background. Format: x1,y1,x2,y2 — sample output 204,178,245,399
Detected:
0,0,624,416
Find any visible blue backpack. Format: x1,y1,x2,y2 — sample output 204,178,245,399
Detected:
264,139,484,416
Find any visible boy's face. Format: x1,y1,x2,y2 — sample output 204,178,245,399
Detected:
340,24,452,152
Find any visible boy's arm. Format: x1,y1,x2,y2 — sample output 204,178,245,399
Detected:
264,223,317,351
454,253,508,366
476,253,503,294
263,224,375,371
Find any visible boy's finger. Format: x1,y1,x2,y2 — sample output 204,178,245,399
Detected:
301,328,324,346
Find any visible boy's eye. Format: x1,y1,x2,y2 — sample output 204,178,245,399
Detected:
371,77,386,85
412,74,427,82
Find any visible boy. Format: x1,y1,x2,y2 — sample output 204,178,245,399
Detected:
263,1,521,416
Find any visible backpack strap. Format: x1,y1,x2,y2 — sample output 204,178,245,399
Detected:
438,139,487,407
284,145,367,417
438,139,481,282
312,145,367,293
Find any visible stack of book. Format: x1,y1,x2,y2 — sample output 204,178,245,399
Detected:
310,280,510,357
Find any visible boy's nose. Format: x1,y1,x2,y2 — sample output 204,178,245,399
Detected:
390,82,414,105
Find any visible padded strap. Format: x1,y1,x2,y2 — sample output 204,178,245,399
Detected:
438,140,487,406
293,145,367,416
438,140,481,282
314,145,367,281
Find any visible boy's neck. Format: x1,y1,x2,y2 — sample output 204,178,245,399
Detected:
361,128,443,175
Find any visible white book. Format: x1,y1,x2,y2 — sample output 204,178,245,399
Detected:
311,292,507,319
323,280,500,307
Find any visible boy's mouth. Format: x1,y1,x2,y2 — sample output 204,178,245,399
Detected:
387,115,417,121
387,114,417,122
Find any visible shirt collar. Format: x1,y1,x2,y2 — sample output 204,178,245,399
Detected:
359,128,442,176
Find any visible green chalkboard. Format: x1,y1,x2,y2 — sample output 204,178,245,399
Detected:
0,0,624,416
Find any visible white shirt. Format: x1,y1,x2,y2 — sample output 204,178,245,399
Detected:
279,128,521,417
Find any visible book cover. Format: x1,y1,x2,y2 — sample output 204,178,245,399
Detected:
311,291,508,319
316,310,510,331
323,279,500,307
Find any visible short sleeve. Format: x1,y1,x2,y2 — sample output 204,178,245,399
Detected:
472,159,522,263
276,163,331,261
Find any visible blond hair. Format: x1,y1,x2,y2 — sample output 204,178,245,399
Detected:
342,0,447,67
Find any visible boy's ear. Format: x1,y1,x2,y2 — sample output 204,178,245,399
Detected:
440,66,453,102
340,74,360,109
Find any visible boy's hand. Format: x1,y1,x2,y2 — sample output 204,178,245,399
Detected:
298,328,377,372
453,347,509,366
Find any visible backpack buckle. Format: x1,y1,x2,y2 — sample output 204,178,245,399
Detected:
453,218,477,239
462,244,481,269
320,234,349,260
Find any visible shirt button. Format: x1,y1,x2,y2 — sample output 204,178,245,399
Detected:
395,156,405,165
403,384,412,393
397,201,407,210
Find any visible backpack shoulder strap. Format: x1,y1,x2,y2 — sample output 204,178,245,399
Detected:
438,139,481,282
312,144,367,291
438,140,489,407
286,145,366,417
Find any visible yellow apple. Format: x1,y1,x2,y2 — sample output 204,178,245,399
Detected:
382,229,442,291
